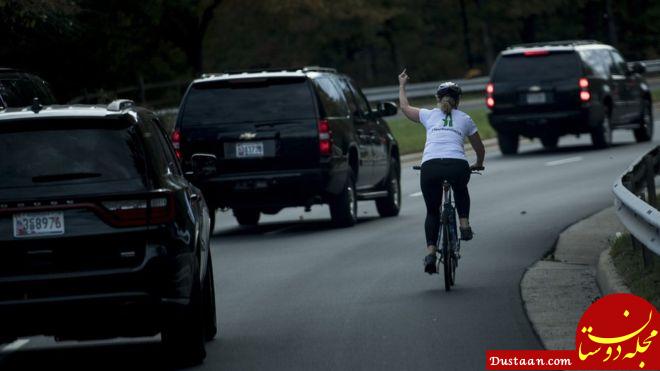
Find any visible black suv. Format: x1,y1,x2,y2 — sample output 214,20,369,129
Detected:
0,68,56,109
0,100,216,365
486,40,653,154
174,66,401,227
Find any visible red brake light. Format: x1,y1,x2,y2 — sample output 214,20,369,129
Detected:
486,97,495,108
580,91,591,102
486,83,494,94
171,130,182,159
318,119,332,156
523,49,550,57
579,78,589,89
101,193,175,227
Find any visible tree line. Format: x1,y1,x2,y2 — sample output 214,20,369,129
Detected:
1,0,658,106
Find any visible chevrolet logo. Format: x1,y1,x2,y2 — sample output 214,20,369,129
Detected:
239,132,257,140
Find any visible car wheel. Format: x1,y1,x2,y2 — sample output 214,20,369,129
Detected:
203,254,217,341
634,101,653,142
591,109,612,148
498,132,519,155
376,159,401,217
540,135,559,150
209,206,216,234
329,171,357,227
233,209,260,226
161,269,206,366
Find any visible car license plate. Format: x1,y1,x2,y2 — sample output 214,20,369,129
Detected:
236,142,264,158
13,211,65,238
526,92,546,104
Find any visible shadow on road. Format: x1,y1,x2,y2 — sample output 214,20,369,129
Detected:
0,340,181,371
510,141,637,158
213,216,382,238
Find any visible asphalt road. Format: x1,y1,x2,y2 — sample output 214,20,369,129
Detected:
1,115,659,370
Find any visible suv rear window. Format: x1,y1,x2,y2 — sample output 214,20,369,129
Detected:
491,52,582,82
180,77,316,126
0,119,148,193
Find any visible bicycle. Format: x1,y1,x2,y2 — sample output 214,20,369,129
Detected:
413,165,483,291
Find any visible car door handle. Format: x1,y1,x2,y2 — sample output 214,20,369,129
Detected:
190,193,200,202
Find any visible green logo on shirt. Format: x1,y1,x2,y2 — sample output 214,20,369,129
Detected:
442,114,453,127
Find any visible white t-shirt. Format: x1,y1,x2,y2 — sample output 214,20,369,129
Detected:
419,108,478,163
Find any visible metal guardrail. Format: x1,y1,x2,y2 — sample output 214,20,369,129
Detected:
612,145,660,266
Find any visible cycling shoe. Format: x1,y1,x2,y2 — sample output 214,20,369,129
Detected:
423,254,437,274
460,227,474,241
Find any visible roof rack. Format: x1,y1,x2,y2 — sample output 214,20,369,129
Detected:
107,99,134,111
301,66,337,73
203,66,337,77
507,40,602,50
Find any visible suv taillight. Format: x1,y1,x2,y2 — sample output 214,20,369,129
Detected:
101,192,175,227
171,130,182,159
579,78,590,102
318,119,332,155
486,83,495,109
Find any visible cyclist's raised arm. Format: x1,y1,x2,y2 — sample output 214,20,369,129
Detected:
468,132,485,170
398,69,420,123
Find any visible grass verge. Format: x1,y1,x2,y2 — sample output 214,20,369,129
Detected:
386,107,495,155
652,88,660,102
610,233,660,308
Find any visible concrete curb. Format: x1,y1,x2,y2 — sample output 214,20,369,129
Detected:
520,206,628,350
596,247,631,295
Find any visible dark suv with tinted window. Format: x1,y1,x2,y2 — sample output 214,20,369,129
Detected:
174,67,401,227
486,40,653,154
0,68,56,109
0,100,216,366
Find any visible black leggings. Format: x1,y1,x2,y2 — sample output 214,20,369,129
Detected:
420,158,471,246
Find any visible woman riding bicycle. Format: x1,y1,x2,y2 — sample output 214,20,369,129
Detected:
398,69,485,274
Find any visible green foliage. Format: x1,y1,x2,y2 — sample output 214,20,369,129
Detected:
610,233,660,309
2,0,660,104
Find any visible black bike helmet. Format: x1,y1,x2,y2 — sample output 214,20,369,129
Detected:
436,81,462,102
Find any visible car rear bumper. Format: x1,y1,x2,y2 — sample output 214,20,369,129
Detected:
198,168,347,209
0,244,195,339
489,107,601,137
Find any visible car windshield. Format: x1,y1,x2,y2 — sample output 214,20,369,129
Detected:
0,119,149,198
180,77,316,125
491,52,582,82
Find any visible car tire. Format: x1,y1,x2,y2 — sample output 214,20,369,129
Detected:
203,254,217,341
540,135,559,150
634,101,653,143
233,209,260,226
498,132,519,155
376,159,401,217
209,207,216,234
161,269,206,367
591,109,613,148
329,171,357,227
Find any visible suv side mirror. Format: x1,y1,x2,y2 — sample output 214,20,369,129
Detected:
191,153,217,178
376,101,398,117
629,61,646,75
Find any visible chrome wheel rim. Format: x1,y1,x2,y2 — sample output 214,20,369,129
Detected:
348,184,357,221
392,178,400,209
644,106,652,136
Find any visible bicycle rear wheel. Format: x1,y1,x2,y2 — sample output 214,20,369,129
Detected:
441,224,452,291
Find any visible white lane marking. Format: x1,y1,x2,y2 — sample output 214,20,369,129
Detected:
409,192,423,197
2,339,29,352
545,156,583,167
